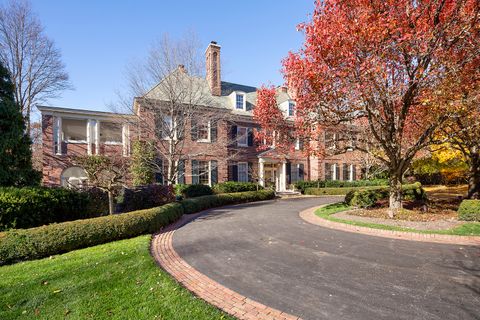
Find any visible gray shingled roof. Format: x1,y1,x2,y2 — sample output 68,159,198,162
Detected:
143,69,292,117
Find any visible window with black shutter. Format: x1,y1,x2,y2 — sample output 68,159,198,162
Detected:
343,163,349,181
325,163,332,180
210,120,217,142
286,162,292,185
191,160,199,184
176,114,185,140
190,118,198,141
247,128,253,146
177,160,185,184
248,162,253,182
231,163,238,181
155,158,164,184
231,125,237,141
298,163,305,181
211,160,218,185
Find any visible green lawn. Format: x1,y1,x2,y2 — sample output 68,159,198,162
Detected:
316,203,480,236
0,235,233,320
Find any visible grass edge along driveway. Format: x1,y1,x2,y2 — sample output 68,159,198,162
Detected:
316,203,480,236
0,235,234,320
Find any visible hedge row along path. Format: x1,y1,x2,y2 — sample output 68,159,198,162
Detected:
151,197,480,320
301,206,480,246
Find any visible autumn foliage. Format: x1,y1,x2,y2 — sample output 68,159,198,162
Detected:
255,0,479,212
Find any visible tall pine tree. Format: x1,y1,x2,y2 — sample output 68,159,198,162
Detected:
0,62,40,186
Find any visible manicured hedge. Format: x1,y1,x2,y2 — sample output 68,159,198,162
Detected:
0,187,107,230
458,200,480,222
296,179,388,193
305,185,386,196
118,184,175,212
213,181,263,194
175,184,213,198
344,182,426,208
0,190,275,265
181,190,275,214
0,203,183,266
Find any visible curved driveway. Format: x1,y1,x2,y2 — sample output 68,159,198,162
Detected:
173,198,480,320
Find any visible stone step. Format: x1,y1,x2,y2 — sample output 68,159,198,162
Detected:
275,191,302,198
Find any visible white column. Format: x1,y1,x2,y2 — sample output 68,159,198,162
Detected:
122,123,130,156
332,163,337,181
281,161,287,191
259,159,265,187
95,120,100,154
56,116,62,155
86,119,92,155
349,164,354,182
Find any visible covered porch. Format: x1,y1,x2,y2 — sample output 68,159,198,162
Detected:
257,149,304,192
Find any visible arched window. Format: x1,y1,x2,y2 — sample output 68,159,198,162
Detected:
61,166,88,189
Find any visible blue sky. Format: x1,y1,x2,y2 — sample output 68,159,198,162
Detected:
22,0,314,112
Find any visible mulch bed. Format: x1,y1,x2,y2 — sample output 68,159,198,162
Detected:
336,197,464,231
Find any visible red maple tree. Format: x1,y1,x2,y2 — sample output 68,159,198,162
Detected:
255,0,479,214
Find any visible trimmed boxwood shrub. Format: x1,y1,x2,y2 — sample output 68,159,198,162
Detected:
213,181,263,194
0,203,183,265
176,184,213,198
119,184,175,212
458,200,480,222
181,190,275,214
295,179,388,193
0,190,275,265
0,187,108,230
305,185,386,196
344,182,426,208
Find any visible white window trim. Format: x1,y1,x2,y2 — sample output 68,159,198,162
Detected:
237,126,248,147
288,101,295,117
122,123,130,156
295,138,300,150
197,120,211,143
161,115,177,141
195,160,212,186
61,118,89,144
235,92,246,111
237,162,248,183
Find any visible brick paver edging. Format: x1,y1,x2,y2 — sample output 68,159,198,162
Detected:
300,205,480,246
150,206,302,320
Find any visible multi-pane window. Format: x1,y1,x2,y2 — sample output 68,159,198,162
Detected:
159,115,173,139
198,161,210,185
62,119,87,142
237,162,248,182
325,131,336,149
236,94,244,109
197,121,209,141
288,102,295,116
100,122,122,144
237,126,248,146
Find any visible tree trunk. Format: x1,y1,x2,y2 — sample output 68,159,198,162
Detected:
108,191,114,215
388,174,403,218
467,153,480,199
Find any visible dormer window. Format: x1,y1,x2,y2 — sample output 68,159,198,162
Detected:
236,93,245,110
288,102,295,117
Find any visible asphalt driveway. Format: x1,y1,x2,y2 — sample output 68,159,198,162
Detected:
172,197,480,320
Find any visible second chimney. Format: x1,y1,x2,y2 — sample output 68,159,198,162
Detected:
205,41,221,96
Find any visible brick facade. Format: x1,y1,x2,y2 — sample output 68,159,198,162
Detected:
39,42,362,189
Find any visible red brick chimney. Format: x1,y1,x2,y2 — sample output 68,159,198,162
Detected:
205,41,221,96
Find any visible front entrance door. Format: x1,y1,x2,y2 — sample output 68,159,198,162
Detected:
264,165,278,191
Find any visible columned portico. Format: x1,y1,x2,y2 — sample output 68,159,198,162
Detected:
258,158,265,187
257,156,289,192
